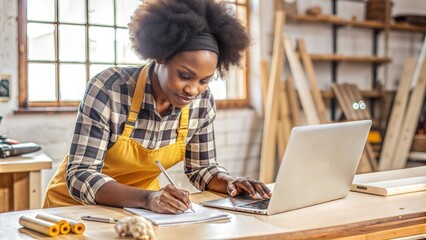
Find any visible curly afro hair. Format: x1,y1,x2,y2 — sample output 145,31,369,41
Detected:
128,0,251,76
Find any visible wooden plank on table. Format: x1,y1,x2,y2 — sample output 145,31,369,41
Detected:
286,77,301,126
13,172,29,211
379,59,416,170
392,47,426,169
0,174,13,212
297,39,328,124
284,37,320,125
259,10,285,183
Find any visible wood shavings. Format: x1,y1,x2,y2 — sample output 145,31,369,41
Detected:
115,216,155,240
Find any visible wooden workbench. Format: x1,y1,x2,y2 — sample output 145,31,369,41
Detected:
0,152,52,212
0,187,424,239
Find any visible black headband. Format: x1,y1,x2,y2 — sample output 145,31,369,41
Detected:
178,32,219,55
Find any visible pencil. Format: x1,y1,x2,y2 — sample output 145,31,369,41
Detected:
155,160,196,213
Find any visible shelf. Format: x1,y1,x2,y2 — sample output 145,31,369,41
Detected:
287,14,426,33
309,54,391,64
320,89,390,99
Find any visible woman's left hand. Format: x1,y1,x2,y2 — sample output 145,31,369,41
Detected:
226,177,272,199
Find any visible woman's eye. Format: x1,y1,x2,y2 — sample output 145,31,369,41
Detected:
200,79,210,85
178,72,190,79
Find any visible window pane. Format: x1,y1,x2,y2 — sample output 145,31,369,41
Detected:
89,0,114,25
89,27,115,63
116,0,140,27
116,29,140,64
27,0,55,22
89,64,114,79
27,23,55,61
59,25,86,61
28,63,56,101
60,64,87,101
209,80,227,100
226,67,246,99
59,0,86,24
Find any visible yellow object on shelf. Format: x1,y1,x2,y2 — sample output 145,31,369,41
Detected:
18,216,59,237
368,131,382,143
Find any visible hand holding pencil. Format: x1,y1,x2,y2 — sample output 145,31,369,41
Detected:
144,160,195,214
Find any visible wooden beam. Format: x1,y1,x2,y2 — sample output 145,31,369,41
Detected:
259,10,285,183
392,39,426,169
379,59,416,170
297,39,328,124
286,77,301,126
284,37,320,125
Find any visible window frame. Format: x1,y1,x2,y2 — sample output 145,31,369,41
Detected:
17,0,250,111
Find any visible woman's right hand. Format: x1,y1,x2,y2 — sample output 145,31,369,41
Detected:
147,184,192,214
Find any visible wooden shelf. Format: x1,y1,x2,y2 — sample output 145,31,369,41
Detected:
309,54,391,64
320,89,394,99
287,14,426,33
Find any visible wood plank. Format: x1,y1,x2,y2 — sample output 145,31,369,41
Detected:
0,173,13,212
284,37,320,125
379,59,417,170
277,82,292,161
286,77,301,126
260,59,269,110
309,54,391,65
342,84,362,120
297,39,328,124
332,84,356,120
392,42,426,169
13,172,29,211
259,10,285,183
348,84,371,120
29,171,42,209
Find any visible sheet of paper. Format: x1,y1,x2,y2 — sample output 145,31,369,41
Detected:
125,203,231,226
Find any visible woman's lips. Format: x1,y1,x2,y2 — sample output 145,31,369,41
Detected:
176,95,194,105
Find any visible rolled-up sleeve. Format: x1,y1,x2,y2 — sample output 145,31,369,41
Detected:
66,77,116,204
184,94,229,190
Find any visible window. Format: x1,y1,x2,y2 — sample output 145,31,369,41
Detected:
18,0,249,110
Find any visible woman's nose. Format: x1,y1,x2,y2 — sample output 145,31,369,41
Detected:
184,83,199,96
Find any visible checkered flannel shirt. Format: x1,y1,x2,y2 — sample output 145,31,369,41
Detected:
66,65,229,204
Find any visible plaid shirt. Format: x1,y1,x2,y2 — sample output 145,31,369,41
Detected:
66,64,228,204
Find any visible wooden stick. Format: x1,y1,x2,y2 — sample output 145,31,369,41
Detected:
379,59,416,170
297,39,328,124
277,82,292,161
19,216,60,237
259,10,285,183
284,37,320,125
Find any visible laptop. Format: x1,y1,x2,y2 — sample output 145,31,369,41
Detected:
202,120,372,215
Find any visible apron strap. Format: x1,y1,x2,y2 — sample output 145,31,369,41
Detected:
122,62,152,137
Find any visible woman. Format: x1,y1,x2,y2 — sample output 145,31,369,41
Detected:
44,0,271,214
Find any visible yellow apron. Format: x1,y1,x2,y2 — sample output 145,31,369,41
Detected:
43,63,189,208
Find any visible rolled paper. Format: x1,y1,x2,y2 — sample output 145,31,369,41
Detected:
68,219,86,234
19,216,59,237
35,213,70,234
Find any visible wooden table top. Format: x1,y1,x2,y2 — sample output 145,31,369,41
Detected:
0,152,52,173
0,189,425,239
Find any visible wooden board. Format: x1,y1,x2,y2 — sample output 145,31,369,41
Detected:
284,37,320,125
259,10,285,183
351,166,426,196
0,174,13,213
13,172,29,211
260,59,269,111
392,48,426,169
286,77,301,126
277,82,292,160
379,59,416,170
297,39,328,124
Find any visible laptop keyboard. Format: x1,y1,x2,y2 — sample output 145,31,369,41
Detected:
239,199,270,210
